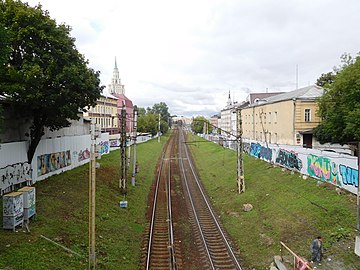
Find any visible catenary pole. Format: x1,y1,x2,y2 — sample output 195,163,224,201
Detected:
131,107,138,186
236,108,245,193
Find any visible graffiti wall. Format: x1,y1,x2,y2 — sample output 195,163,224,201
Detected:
37,150,71,177
1,133,110,195
246,140,358,195
203,135,358,195
0,162,32,194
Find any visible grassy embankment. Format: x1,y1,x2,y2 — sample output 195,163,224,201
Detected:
187,133,359,270
0,134,169,270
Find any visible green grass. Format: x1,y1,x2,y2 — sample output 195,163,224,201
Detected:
0,134,169,270
187,134,359,270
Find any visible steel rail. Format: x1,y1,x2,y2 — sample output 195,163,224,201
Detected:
178,130,215,270
145,133,177,270
180,128,243,270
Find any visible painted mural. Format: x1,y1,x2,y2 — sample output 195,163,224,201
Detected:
37,150,71,177
307,154,340,185
0,162,32,194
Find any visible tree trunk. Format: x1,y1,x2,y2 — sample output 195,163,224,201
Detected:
27,120,44,164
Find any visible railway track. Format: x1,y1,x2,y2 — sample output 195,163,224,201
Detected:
142,130,180,270
142,127,242,269
178,128,242,270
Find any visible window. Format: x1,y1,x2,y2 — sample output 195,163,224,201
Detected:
274,112,278,123
305,109,311,122
268,112,271,124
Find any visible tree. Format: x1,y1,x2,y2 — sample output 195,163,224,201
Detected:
191,116,213,134
314,54,360,144
0,0,103,162
316,71,336,87
0,22,10,134
148,102,171,124
137,103,170,135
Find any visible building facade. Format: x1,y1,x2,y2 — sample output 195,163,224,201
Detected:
83,94,119,134
242,85,323,148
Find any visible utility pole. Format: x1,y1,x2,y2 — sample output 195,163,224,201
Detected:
236,108,245,193
120,104,127,195
89,120,99,269
131,106,138,186
158,113,161,143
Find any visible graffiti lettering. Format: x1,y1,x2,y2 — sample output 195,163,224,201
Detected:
276,149,302,171
110,140,119,147
0,162,32,194
307,154,340,185
78,148,90,162
339,165,358,187
37,150,71,177
250,143,272,161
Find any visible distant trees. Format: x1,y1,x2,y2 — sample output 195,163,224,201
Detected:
137,102,170,136
0,0,103,162
191,116,213,134
314,53,360,144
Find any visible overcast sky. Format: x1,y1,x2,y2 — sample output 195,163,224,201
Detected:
27,0,360,117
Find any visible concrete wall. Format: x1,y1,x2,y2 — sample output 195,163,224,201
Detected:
0,133,109,195
203,134,358,195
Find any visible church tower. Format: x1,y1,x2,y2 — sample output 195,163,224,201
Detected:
108,57,125,95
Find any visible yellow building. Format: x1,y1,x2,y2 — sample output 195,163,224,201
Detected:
83,93,119,134
242,85,323,148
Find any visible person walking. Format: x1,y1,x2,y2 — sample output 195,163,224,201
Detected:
310,236,323,265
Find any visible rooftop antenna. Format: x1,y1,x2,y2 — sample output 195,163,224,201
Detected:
296,64,299,90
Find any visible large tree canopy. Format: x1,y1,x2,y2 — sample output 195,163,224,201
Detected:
0,0,103,162
191,116,213,134
314,54,360,144
137,103,170,136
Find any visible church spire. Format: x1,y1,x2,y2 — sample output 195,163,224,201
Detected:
226,90,232,107
108,56,125,95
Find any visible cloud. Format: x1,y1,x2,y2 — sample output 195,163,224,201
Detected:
27,0,360,117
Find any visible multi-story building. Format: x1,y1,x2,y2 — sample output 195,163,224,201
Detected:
242,85,323,148
84,58,134,134
83,93,119,134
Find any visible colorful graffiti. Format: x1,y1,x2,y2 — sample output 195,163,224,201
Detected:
339,165,358,187
307,154,340,185
78,148,90,162
0,162,32,193
249,143,272,161
110,139,119,147
98,141,109,155
276,149,303,171
37,150,71,177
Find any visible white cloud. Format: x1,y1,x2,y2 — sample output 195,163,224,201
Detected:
26,0,360,116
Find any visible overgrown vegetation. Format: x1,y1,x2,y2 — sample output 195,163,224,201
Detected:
187,133,360,269
0,135,168,269
314,53,360,144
